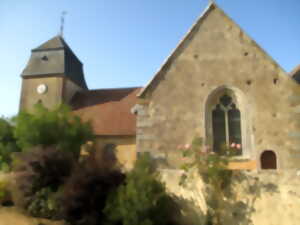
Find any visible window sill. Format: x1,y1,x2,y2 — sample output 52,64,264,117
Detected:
228,155,251,162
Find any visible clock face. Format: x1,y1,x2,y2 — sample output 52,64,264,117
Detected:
37,84,47,94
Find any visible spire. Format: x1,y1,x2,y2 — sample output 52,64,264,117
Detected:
59,11,67,37
33,36,66,51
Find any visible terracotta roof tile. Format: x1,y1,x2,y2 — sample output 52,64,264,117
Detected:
71,87,141,136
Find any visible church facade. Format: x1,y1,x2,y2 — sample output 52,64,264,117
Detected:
19,3,300,172
135,3,300,171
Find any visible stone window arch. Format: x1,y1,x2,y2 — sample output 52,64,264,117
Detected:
260,150,277,169
205,86,251,157
212,94,242,155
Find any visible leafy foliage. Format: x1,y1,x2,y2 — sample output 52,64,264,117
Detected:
104,153,176,225
27,187,61,218
179,137,278,225
180,138,234,188
13,146,74,219
61,150,125,225
0,118,20,171
0,180,9,202
14,104,93,157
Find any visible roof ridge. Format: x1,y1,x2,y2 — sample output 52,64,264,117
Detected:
88,86,142,92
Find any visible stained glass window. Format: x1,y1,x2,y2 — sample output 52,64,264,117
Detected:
212,104,226,154
212,95,242,155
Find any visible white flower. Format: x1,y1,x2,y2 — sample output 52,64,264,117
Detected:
230,142,236,148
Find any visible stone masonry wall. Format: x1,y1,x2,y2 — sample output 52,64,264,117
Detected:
20,76,64,112
137,4,300,170
160,169,300,225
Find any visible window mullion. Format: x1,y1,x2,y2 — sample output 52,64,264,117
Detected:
225,110,230,147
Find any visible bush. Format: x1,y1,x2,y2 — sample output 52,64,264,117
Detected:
13,146,74,219
104,153,176,225
0,180,10,204
61,149,125,225
14,104,93,158
0,118,20,171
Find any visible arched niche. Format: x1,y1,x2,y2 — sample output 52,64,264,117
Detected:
260,150,277,170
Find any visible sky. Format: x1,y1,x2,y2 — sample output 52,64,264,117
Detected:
1,0,300,117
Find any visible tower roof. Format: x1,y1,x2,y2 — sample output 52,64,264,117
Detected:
33,35,67,51
21,35,88,89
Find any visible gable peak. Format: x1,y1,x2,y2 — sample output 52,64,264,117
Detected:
32,35,69,51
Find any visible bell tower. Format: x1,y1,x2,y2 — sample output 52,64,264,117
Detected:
20,36,88,112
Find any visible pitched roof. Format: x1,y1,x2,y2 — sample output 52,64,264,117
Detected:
33,36,66,50
22,36,88,89
71,87,141,136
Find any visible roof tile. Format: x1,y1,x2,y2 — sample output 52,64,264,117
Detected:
71,87,141,136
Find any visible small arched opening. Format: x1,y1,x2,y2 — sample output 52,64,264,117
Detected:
260,150,277,169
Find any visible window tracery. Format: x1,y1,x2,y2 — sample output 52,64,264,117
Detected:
212,94,242,155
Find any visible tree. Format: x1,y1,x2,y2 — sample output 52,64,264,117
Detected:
14,104,93,157
11,104,95,218
0,118,20,171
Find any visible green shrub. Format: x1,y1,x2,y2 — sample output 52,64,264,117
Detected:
27,187,61,218
0,180,9,202
0,118,20,171
104,153,176,225
14,104,93,158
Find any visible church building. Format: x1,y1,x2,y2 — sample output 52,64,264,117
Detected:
19,35,140,169
19,2,300,171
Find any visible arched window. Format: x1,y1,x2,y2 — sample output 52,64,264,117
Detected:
212,94,242,155
261,150,277,169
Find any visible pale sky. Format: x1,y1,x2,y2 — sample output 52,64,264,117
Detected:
1,0,300,117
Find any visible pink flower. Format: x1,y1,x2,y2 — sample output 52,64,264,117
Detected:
230,143,236,148
177,145,183,150
202,146,209,153
236,144,241,149
184,144,191,149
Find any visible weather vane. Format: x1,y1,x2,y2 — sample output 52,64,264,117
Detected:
209,0,215,4
59,11,67,37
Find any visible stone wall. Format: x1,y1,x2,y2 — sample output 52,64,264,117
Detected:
63,77,83,104
137,4,300,170
93,136,136,170
20,76,64,112
160,169,300,225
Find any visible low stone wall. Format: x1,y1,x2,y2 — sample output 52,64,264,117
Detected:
159,169,300,225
